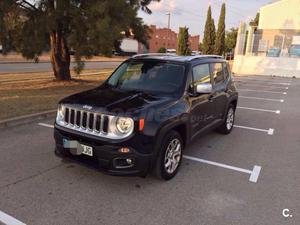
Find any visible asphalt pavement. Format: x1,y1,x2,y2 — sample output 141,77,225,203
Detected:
0,61,123,74
0,75,299,225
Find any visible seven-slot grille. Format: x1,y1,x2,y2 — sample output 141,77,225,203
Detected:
64,107,109,133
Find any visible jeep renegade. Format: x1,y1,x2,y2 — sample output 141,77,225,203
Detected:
54,54,238,180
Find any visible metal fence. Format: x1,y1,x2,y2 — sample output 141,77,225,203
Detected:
245,33,300,58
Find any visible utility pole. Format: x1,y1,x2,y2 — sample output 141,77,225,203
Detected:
166,12,171,29
166,12,171,52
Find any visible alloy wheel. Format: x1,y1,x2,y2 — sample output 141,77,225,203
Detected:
164,138,182,174
226,108,234,130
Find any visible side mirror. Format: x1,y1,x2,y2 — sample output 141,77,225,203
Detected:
196,83,212,94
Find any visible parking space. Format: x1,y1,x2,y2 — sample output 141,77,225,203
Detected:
0,75,299,225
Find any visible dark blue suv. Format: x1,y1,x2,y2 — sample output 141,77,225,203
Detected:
54,54,238,180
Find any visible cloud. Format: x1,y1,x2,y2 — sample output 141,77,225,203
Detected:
149,0,176,12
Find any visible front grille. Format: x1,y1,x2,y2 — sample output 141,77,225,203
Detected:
62,107,109,134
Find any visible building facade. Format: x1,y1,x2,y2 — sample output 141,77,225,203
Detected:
148,25,200,53
251,0,300,55
233,0,300,77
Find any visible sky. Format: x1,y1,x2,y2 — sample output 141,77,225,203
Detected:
138,0,272,38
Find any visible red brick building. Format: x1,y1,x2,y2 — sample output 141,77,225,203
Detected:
189,35,201,53
148,25,200,53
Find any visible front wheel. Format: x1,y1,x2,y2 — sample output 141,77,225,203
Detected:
153,131,183,180
217,104,235,134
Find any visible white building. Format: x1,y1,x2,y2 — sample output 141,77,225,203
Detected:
233,0,300,77
259,0,300,30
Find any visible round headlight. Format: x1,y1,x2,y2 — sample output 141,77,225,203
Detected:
116,117,134,134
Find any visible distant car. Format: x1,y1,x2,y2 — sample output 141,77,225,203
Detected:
166,49,176,54
289,45,300,57
54,54,238,180
266,47,281,57
69,50,75,55
191,51,200,56
225,52,234,60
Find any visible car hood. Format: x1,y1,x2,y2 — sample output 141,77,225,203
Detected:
60,86,176,114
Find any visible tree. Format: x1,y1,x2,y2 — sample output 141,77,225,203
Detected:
211,18,216,49
250,12,260,26
214,3,226,55
202,6,215,54
177,27,191,56
198,42,204,52
0,0,159,80
225,27,238,52
157,47,167,53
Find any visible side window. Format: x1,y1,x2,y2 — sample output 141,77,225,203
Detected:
192,64,211,87
210,63,225,85
223,63,230,79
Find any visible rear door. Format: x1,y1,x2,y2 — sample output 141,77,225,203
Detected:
189,63,215,136
210,62,228,119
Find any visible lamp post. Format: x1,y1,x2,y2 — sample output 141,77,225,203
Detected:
166,12,171,51
166,12,171,29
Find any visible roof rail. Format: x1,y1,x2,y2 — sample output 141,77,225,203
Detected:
131,53,175,58
188,55,223,61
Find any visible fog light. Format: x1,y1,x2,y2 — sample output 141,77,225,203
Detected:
114,158,134,169
118,147,130,153
126,158,133,165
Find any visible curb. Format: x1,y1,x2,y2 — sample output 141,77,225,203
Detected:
0,60,125,64
0,110,56,129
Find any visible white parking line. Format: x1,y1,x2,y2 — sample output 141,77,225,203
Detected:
234,125,274,135
234,76,292,83
249,166,262,183
239,96,284,102
237,84,289,90
238,89,287,95
0,210,26,225
237,106,280,114
235,80,291,86
38,123,54,128
183,155,262,183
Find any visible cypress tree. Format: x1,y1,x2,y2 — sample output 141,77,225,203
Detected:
202,6,215,54
177,27,191,56
215,3,226,55
211,18,216,50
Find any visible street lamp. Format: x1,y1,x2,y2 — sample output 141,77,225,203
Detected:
166,12,171,51
166,12,171,29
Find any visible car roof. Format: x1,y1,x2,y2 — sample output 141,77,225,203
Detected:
130,54,225,64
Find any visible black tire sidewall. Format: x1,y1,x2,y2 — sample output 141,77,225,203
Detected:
155,131,183,180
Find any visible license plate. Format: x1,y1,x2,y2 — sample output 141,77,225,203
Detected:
81,144,93,157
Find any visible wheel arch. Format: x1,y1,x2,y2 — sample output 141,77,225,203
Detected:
230,98,238,110
151,118,189,168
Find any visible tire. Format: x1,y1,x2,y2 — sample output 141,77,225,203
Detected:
217,104,235,134
153,130,183,180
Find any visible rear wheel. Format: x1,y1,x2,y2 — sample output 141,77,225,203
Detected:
153,130,183,180
217,104,235,134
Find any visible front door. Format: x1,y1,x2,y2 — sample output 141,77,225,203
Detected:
189,63,215,137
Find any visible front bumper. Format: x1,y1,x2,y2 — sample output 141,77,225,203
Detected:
54,126,152,176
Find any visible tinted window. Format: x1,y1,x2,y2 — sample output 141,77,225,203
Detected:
192,64,211,86
107,61,185,94
211,63,224,85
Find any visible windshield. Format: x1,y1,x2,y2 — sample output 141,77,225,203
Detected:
107,60,185,95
